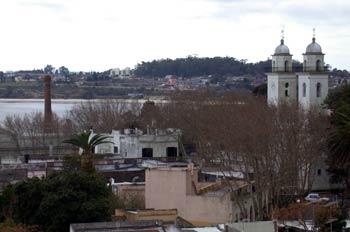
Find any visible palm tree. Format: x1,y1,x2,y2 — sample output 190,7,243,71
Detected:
327,111,350,191
63,131,112,172
328,111,350,164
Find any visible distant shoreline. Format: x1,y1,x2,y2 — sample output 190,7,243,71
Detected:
0,98,168,104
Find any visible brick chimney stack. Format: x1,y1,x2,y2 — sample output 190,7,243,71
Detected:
44,75,52,133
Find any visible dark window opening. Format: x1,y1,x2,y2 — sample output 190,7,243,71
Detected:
166,147,178,157
114,146,118,154
302,83,306,97
142,148,153,158
24,154,30,164
284,61,288,72
285,82,289,97
316,83,321,98
317,169,322,176
316,60,321,72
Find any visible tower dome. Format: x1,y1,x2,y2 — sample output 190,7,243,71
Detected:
305,37,322,54
274,39,290,55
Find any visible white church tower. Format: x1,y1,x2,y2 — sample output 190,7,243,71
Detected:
267,34,297,105
298,30,328,109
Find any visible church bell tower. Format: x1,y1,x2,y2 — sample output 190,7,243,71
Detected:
298,29,328,109
267,31,297,106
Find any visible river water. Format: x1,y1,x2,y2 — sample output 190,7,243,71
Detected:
0,98,166,122
0,101,75,122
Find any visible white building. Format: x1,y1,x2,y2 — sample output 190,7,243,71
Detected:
93,128,180,158
110,68,120,77
267,33,328,109
110,67,132,79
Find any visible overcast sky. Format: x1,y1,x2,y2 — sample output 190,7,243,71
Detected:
0,0,349,72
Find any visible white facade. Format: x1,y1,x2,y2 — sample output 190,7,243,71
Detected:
267,36,328,109
297,73,328,109
267,73,298,105
93,128,180,158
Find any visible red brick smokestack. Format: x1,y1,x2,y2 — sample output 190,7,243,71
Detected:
44,75,52,133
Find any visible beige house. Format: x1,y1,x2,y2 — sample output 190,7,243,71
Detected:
145,165,253,226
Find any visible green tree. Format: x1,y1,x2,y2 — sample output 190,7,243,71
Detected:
62,131,112,172
327,111,350,190
0,185,15,221
139,101,161,129
58,66,69,82
12,171,110,232
252,83,267,96
0,71,4,83
43,65,54,74
325,84,350,190
324,84,350,122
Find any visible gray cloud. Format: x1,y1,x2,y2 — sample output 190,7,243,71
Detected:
195,0,350,27
278,3,350,26
17,0,67,12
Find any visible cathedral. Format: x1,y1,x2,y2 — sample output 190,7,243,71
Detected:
267,31,328,109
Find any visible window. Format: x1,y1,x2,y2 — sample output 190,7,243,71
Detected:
304,60,307,71
302,83,306,97
285,82,289,97
284,61,288,72
142,148,153,158
316,60,321,72
166,147,178,157
272,61,275,71
317,169,322,176
113,146,118,154
316,83,321,97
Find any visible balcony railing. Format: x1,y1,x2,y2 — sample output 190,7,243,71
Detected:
265,66,329,73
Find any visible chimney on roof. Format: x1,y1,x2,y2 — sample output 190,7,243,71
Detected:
44,75,52,133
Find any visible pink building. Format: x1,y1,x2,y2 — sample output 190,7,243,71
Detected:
145,165,253,226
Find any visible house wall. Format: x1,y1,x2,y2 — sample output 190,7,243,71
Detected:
113,184,145,204
145,167,234,225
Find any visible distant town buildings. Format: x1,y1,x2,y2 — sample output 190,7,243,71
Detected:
110,67,132,79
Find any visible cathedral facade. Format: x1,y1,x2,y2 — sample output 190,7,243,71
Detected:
267,34,328,109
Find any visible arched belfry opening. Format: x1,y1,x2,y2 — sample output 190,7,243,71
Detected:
284,61,288,72
316,83,321,97
316,60,321,72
